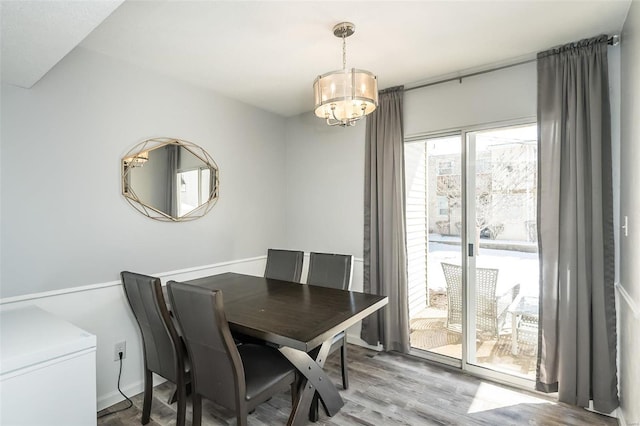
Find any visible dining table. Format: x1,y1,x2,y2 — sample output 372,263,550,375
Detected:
168,272,388,426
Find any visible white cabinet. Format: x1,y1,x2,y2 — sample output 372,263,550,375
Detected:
0,305,97,426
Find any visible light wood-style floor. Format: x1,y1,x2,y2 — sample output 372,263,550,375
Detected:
409,306,538,380
97,344,616,426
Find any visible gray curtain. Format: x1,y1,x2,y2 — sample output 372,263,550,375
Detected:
166,144,179,217
537,35,618,413
361,86,410,353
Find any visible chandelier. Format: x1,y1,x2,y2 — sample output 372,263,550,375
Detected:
313,22,378,127
123,151,149,167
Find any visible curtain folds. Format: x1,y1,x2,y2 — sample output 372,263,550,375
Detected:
536,35,618,413
166,144,179,217
361,86,410,353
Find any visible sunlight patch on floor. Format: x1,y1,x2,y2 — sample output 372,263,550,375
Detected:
467,382,550,414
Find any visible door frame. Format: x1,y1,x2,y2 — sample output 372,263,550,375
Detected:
405,117,537,390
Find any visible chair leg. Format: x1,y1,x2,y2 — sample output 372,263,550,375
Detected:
309,393,320,422
168,388,178,405
141,369,152,425
290,380,297,406
192,394,202,426
238,406,248,426
340,338,349,390
176,380,186,426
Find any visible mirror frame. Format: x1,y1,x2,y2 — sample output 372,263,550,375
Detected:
121,137,219,221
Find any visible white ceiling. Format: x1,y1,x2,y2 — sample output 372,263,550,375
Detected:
0,0,124,88
1,1,632,117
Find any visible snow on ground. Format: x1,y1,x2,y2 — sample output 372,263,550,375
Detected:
427,241,539,297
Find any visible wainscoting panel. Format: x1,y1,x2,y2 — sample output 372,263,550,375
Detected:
0,256,267,410
0,255,383,410
616,283,640,426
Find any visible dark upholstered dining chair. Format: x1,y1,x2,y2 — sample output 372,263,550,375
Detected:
120,271,189,426
167,281,296,426
306,252,353,389
264,248,304,283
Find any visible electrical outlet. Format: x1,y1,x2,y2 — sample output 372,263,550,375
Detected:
114,341,126,361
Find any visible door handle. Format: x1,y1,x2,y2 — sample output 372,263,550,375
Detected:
469,243,474,257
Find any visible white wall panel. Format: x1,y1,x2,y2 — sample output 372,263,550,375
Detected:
0,256,267,410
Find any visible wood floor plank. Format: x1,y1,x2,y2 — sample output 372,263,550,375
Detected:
97,344,617,426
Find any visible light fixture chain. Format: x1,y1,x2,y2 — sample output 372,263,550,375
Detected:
342,33,347,70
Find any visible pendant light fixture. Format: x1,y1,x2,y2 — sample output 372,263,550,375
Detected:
313,22,378,127
123,151,149,167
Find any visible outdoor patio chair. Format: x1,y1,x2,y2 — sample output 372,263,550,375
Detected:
440,262,520,338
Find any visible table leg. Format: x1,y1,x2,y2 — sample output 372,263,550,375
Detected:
280,341,344,426
511,313,518,355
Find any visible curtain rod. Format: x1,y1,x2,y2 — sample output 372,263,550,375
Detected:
405,35,620,93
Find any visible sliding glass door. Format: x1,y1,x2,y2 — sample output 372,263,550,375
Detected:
406,134,463,362
405,123,539,383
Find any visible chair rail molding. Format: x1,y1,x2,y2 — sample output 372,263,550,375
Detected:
0,255,269,411
0,256,267,306
0,254,375,411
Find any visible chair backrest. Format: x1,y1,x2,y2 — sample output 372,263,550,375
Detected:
440,262,499,335
307,252,353,290
120,271,183,383
474,266,500,334
264,249,304,283
167,281,244,411
440,263,463,331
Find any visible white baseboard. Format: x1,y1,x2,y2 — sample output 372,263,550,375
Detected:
346,334,384,352
585,401,618,419
98,374,168,411
98,380,144,411
617,407,628,426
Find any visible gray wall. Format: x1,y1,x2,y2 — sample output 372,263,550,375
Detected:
283,63,536,272
128,146,170,214
284,113,365,258
404,63,536,137
0,47,288,298
619,1,640,423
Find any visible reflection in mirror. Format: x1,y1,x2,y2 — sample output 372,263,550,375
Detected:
122,138,219,221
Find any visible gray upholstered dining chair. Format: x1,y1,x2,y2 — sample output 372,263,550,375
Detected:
306,252,353,389
167,281,297,426
264,248,304,283
120,271,189,426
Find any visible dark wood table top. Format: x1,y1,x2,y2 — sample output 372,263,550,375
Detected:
181,272,388,352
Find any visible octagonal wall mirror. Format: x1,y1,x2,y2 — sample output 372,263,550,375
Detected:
122,137,219,221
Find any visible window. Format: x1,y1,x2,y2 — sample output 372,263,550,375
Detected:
437,196,449,216
437,160,453,175
476,157,490,174
177,167,211,216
